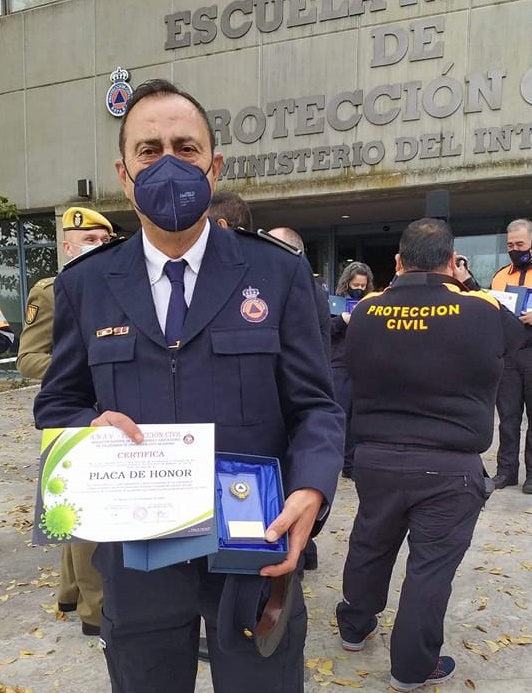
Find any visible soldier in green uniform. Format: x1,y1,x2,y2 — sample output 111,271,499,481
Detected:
17,206,113,635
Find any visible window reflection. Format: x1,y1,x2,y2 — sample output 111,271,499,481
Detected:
0,214,56,339
9,0,62,11
454,234,507,289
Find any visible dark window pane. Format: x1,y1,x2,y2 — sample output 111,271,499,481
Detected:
23,217,56,246
25,247,58,290
0,248,21,337
0,219,18,247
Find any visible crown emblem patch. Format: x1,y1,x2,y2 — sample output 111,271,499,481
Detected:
240,286,269,323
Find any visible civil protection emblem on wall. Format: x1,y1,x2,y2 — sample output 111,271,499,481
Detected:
106,67,133,118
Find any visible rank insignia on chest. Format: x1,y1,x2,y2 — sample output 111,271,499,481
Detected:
96,326,130,338
240,286,269,324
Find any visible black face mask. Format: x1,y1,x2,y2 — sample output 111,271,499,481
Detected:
509,248,532,268
348,288,365,301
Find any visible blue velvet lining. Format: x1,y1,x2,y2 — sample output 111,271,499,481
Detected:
215,458,286,552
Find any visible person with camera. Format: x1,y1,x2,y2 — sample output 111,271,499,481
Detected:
336,218,524,691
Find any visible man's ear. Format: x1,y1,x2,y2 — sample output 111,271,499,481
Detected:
217,217,229,229
210,152,224,187
395,253,404,274
115,158,128,192
63,239,75,259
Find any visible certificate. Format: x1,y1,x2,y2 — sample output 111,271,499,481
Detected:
488,289,519,314
33,424,214,544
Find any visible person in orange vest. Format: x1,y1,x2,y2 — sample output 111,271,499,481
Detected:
491,218,532,494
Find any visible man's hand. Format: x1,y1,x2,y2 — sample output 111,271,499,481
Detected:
90,410,144,444
519,311,532,326
341,311,351,325
453,256,472,283
259,488,323,577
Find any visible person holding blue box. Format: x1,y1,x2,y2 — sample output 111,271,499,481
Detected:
330,261,374,479
491,218,532,493
34,79,344,693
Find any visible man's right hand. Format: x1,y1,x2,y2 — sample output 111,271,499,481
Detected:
90,410,144,444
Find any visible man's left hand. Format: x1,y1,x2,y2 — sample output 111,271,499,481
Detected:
259,488,323,577
519,311,532,325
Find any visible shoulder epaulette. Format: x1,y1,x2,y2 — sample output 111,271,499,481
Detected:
34,277,55,289
234,227,303,256
62,236,128,271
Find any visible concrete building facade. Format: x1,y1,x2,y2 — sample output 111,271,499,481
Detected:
1,0,532,336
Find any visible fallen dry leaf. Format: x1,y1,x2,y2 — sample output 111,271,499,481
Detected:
484,640,500,653
331,680,362,688
465,680,476,690
317,659,334,676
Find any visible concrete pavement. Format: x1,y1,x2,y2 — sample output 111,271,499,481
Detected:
1,384,531,692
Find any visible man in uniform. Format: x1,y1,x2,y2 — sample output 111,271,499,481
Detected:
33,79,343,693
490,218,532,493
18,207,113,635
268,226,330,364
268,226,332,577
209,190,253,231
336,218,524,691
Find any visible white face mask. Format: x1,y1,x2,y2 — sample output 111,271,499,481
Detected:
80,243,102,254
70,241,103,256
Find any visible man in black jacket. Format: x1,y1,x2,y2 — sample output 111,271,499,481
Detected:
336,218,524,692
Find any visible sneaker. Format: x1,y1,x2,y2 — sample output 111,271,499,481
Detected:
340,617,379,652
390,655,456,691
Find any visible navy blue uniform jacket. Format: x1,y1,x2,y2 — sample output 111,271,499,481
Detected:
34,224,344,511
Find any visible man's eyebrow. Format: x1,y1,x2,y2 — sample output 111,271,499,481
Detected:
133,137,162,152
132,136,204,152
170,135,203,148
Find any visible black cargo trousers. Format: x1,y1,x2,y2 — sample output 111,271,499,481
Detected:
338,442,486,685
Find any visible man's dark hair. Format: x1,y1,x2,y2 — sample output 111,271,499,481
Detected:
118,79,216,157
209,191,253,231
399,218,454,271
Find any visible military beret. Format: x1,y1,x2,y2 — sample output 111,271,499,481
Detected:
62,207,113,236
217,572,295,658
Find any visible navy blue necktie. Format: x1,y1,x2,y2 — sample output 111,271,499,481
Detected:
164,260,188,347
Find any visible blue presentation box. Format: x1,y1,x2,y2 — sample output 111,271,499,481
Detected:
328,295,358,315
505,285,532,315
208,452,288,575
123,452,287,573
